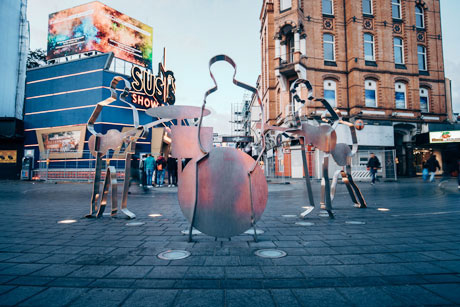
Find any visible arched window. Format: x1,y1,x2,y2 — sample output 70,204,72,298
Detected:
415,5,425,29
392,0,401,19
365,79,377,107
323,34,335,61
324,79,337,107
322,0,333,15
280,0,292,11
286,33,295,63
420,87,429,112
363,0,372,15
395,82,406,109
394,37,404,64
418,45,427,71
364,33,375,61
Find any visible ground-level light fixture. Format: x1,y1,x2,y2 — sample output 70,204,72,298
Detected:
57,219,77,224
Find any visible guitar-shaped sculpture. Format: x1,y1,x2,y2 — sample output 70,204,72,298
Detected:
86,76,169,219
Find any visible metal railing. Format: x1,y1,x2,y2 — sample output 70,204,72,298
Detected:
34,150,127,182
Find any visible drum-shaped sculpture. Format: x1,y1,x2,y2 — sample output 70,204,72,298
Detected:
178,147,268,238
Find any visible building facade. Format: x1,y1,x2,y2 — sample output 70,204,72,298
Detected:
260,0,457,178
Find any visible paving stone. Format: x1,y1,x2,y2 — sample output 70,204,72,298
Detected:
106,266,152,279
226,289,275,307
21,287,88,306
68,265,117,278
337,286,401,306
0,286,44,306
185,266,225,279
292,288,350,306
174,289,223,306
270,289,301,306
0,263,49,276
381,285,450,305
225,266,264,279
121,289,178,307
145,266,188,279
422,283,460,304
70,288,133,307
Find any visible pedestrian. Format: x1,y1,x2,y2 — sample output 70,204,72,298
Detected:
425,154,440,182
144,154,155,187
366,153,381,185
128,155,140,194
167,154,178,187
156,154,167,187
422,160,429,182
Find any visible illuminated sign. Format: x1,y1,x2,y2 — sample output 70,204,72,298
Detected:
0,150,17,164
47,1,153,68
130,62,176,108
429,131,460,143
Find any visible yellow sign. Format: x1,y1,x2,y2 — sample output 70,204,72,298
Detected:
0,150,17,163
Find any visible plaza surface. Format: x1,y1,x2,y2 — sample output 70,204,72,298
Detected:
0,178,459,306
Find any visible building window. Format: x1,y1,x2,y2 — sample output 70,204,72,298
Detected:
415,5,424,29
363,0,372,15
322,0,333,15
394,37,404,64
365,79,377,107
287,34,295,63
395,82,406,109
392,0,401,19
298,0,303,11
323,34,335,61
418,45,427,71
280,0,291,11
364,33,375,61
324,79,337,107
420,88,429,112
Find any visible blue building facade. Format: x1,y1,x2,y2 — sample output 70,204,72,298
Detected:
24,53,173,179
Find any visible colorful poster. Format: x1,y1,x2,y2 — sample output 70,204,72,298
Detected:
47,1,153,68
36,126,87,158
0,151,17,164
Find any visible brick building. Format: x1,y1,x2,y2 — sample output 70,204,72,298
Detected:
258,0,458,179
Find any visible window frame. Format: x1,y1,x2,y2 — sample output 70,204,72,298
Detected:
364,33,375,62
419,87,429,113
323,33,335,61
395,82,407,109
415,5,425,29
363,0,373,15
393,37,404,65
417,45,427,71
365,79,378,107
392,0,402,19
280,0,292,12
322,0,334,15
323,79,337,107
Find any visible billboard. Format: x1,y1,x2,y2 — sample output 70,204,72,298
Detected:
36,126,87,158
47,1,153,68
429,131,460,144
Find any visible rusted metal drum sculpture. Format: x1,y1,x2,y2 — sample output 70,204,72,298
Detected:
147,55,268,241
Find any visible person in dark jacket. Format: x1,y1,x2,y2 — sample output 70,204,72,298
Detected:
167,154,178,187
367,153,381,185
426,154,441,182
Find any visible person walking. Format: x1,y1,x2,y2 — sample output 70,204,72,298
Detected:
144,154,155,187
367,153,381,185
167,154,178,187
426,154,440,182
156,154,167,187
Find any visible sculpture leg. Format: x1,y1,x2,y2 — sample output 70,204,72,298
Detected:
345,165,367,208
320,155,334,218
188,154,209,242
88,152,103,218
97,166,117,218
300,139,316,219
330,169,342,202
340,169,359,207
247,171,258,242
120,152,136,219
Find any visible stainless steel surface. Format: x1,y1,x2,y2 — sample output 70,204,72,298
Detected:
254,249,287,259
178,147,268,238
146,105,211,120
157,250,191,260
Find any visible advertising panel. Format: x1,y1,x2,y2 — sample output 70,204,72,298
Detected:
0,150,17,164
47,1,153,68
429,131,460,144
36,126,87,158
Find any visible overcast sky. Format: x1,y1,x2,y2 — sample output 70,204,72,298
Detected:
27,0,460,134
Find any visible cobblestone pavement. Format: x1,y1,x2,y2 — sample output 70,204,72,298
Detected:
0,178,459,306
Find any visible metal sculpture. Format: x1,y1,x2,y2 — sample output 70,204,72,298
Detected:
263,78,366,219
86,76,169,219
147,55,268,241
